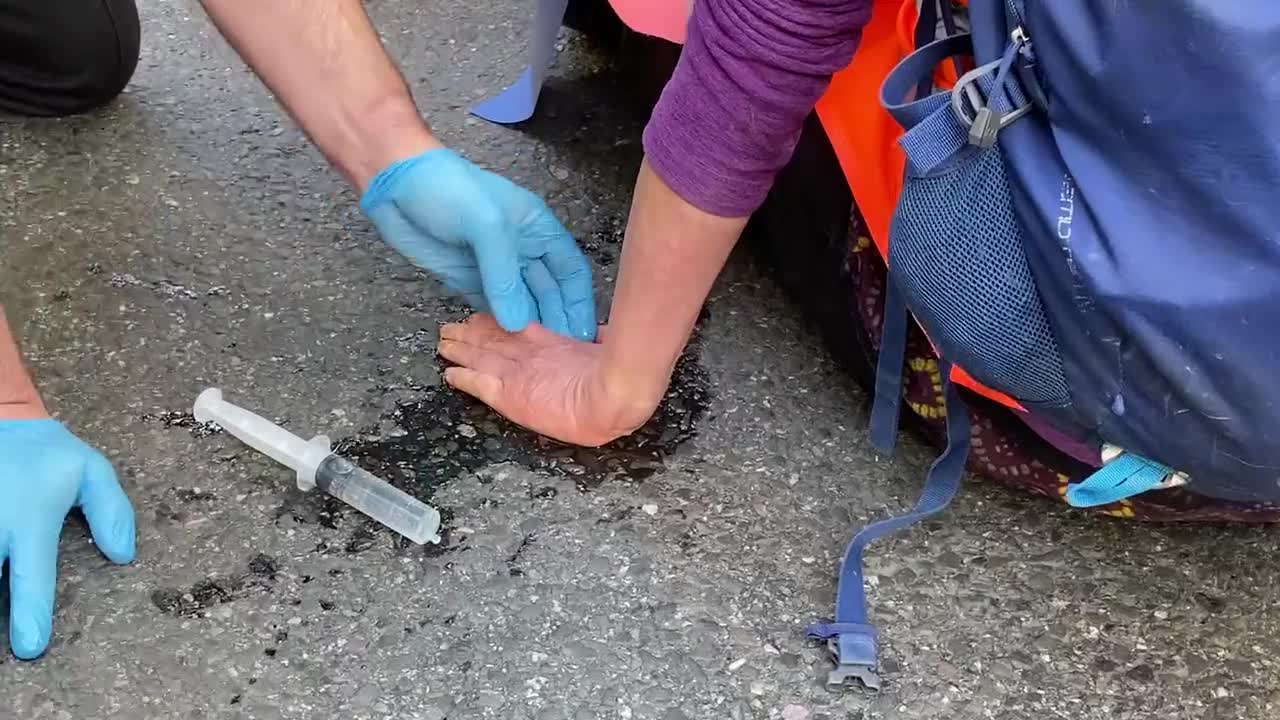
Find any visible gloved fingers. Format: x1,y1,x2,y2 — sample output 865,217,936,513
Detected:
77,452,135,565
449,284,535,336
7,522,61,660
523,208,597,341
468,221,536,333
541,244,596,342
436,267,535,324
522,259,570,337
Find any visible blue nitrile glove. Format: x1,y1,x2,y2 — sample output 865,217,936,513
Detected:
0,419,135,659
361,148,597,341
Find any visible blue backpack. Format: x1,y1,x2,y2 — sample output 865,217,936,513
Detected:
808,0,1280,691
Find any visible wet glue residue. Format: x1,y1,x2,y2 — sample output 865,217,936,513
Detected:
275,322,712,551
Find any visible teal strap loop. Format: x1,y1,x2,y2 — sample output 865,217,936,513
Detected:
1065,452,1172,507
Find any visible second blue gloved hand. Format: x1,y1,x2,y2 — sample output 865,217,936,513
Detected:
0,419,135,659
361,149,597,341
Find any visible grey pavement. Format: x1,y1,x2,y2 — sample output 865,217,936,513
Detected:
3,1,1280,719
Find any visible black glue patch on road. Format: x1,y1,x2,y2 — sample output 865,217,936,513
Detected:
150,554,281,617
276,320,713,551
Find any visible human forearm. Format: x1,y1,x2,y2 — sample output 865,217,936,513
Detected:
0,307,48,419
599,0,871,415
198,0,441,190
644,0,871,217
600,160,747,410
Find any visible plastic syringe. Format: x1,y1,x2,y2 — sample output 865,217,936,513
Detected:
192,388,441,545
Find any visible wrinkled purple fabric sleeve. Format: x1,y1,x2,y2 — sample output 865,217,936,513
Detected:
642,0,873,217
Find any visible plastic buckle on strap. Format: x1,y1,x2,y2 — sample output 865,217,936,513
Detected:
950,36,1035,148
968,106,1002,148
952,65,1033,147
807,622,881,692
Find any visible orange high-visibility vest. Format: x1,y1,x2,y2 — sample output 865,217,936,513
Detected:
813,0,1019,410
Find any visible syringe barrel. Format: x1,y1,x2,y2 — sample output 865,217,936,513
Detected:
194,388,309,470
314,454,442,545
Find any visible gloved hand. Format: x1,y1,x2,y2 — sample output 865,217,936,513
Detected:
0,419,135,659
361,148,597,341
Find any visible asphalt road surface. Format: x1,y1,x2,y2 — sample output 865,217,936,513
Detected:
2,2,1279,718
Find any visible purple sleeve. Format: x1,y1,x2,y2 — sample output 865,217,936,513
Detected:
642,0,873,217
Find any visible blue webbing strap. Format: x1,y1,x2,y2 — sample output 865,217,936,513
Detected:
881,32,1032,175
807,349,972,691
896,96,969,174
868,275,909,454
881,34,976,129
810,24,983,693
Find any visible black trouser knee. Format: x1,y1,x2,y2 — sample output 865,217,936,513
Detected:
0,0,141,117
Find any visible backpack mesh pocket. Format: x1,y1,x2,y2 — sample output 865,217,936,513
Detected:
888,146,1070,405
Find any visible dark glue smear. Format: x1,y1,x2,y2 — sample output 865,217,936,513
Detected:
150,554,281,617
277,320,713,551
139,410,223,438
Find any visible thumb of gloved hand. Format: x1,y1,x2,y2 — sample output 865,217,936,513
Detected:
77,450,137,566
